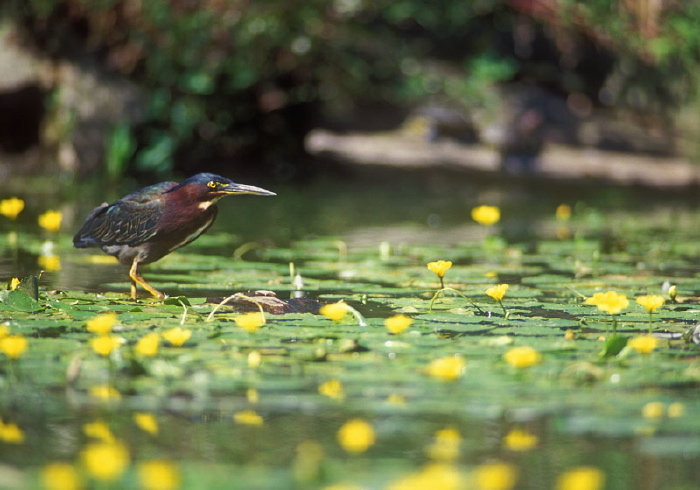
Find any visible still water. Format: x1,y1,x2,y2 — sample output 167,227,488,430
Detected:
3,167,698,294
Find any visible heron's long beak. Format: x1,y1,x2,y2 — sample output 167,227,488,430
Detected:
222,183,276,196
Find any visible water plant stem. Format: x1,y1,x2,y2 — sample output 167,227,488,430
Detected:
429,287,483,314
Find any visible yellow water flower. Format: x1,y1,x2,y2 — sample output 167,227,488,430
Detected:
425,428,461,461
642,401,665,419
668,402,684,418
555,466,605,490
471,205,501,226
134,413,159,435
38,210,62,232
1,335,28,360
388,462,463,490
81,441,129,481
427,260,452,278
668,284,677,302
637,294,665,333
162,326,192,346
248,350,262,368
90,335,121,357
234,410,264,425
426,356,465,381
0,198,25,220
42,462,81,490
585,291,629,315
502,428,538,451
503,346,541,369
0,420,24,444
385,314,413,334
38,255,61,271
475,462,517,490
9,277,20,290
135,332,161,357
83,420,115,442
247,388,259,403
628,335,658,355
319,301,350,322
89,384,121,401
86,313,117,335
636,294,664,313
234,312,266,332
485,284,509,301
319,379,345,400
387,393,406,405
138,460,180,490
555,204,572,221
337,418,375,453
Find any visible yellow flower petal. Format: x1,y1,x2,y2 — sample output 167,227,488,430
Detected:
385,314,413,334
427,260,452,278
1,335,28,360
635,294,665,313
319,379,345,400
90,336,121,357
0,198,25,220
89,384,121,401
425,428,461,461
555,204,572,221
81,441,129,481
319,301,350,322
475,462,518,490
138,460,180,490
83,421,115,443
86,313,118,335
162,327,192,346
135,332,161,357
668,402,684,418
585,291,629,315
641,401,665,419
503,346,541,369
235,312,266,332
388,462,464,490
471,205,501,226
555,466,605,490
38,210,63,232
234,410,264,425
38,255,61,271
503,428,538,451
0,420,25,444
134,413,159,435
628,335,658,355
41,462,81,490
426,356,465,381
486,284,509,301
337,418,375,454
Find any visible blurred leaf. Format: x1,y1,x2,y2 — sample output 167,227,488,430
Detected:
0,289,43,312
179,71,214,95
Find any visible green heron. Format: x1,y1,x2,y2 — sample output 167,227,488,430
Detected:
73,173,275,299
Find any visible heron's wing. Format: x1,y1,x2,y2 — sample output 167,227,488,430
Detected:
73,182,176,247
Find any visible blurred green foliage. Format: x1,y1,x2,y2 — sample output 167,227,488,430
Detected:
6,0,700,176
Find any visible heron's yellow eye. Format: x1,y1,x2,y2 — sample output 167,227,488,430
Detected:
207,181,217,189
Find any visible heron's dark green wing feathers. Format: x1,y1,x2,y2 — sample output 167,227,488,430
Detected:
73,182,176,248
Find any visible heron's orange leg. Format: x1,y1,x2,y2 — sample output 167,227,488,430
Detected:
129,259,165,299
